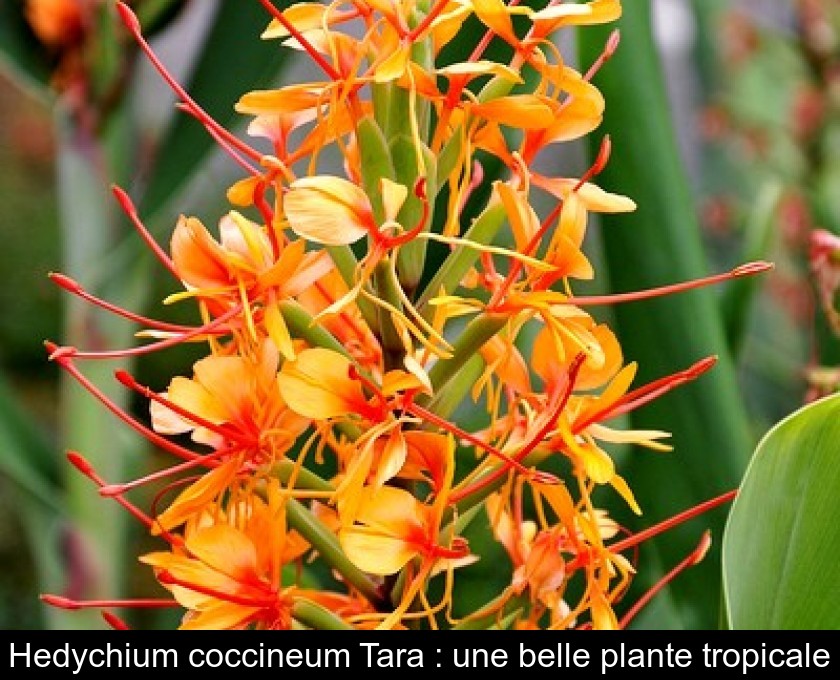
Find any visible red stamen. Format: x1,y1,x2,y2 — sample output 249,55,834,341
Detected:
157,570,277,609
406,401,556,483
256,0,342,80
49,272,205,333
115,370,254,448
408,0,452,42
66,451,179,540
565,262,774,306
451,354,584,503
386,179,430,247
618,531,711,629
610,490,736,555
59,303,242,359
173,103,262,176
41,593,178,610
98,445,233,497
576,356,717,430
584,29,621,82
459,160,485,215
115,3,263,165
347,365,390,420
50,353,203,462
574,135,611,191
111,186,180,280
101,611,131,630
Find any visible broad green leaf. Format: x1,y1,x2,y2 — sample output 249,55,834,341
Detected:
578,3,755,629
723,393,840,629
139,1,292,219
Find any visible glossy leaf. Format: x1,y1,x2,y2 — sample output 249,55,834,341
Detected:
578,3,755,629
723,393,840,629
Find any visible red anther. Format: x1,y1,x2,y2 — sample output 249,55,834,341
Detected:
111,184,136,216
48,272,83,293
605,29,621,59
115,1,141,34
688,355,718,378
114,369,136,388
66,450,96,477
40,594,80,610
591,135,612,178
731,260,774,277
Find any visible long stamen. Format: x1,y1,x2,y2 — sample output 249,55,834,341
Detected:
49,350,203,462
41,594,178,610
66,451,169,534
489,137,613,309
157,571,278,608
115,370,255,448
51,303,242,360
583,29,621,82
407,0,452,41
101,611,131,630
618,531,711,629
610,490,736,555
49,272,205,333
98,446,233,497
111,186,180,279
173,103,262,176
566,262,774,307
406,401,557,483
256,0,342,80
115,3,263,164
575,356,717,431
451,353,585,503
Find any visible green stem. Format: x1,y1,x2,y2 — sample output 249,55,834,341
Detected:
427,313,506,393
285,498,385,608
292,598,354,630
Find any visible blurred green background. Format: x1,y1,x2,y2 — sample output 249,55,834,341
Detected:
0,0,838,629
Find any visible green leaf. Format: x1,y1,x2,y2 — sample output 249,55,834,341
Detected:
139,1,291,219
0,372,62,512
721,179,781,357
578,3,756,629
0,0,53,94
723,393,840,629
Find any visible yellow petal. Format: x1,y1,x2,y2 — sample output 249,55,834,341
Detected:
284,176,371,245
380,178,409,223
236,85,326,116
339,530,417,575
261,3,328,39
437,60,523,83
531,0,622,30
374,429,407,488
264,302,296,361
277,348,367,420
